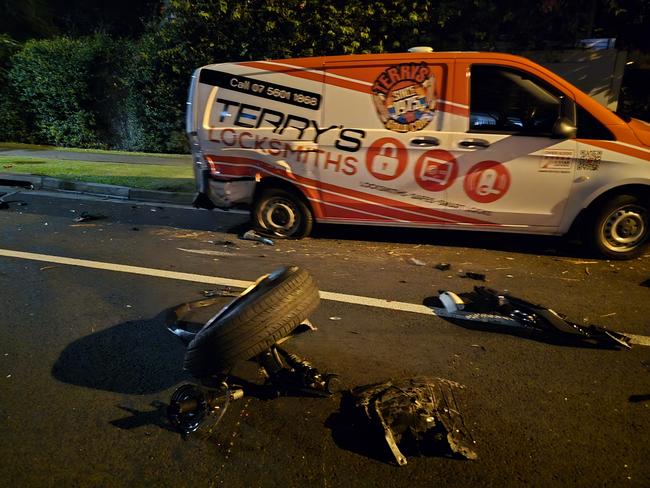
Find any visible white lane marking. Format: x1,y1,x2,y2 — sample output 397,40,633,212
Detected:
626,334,650,347
1,248,648,346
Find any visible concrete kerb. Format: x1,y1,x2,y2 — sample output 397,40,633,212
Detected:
0,172,194,205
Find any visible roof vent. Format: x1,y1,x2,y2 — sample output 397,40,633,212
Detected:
408,46,434,53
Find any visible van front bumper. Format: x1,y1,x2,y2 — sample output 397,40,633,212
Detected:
194,170,255,209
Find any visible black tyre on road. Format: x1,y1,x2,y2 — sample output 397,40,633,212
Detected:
588,194,649,259
252,187,314,238
183,266,320,378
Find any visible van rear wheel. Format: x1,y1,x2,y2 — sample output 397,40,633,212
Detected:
589,194,649,260
253,188,313,239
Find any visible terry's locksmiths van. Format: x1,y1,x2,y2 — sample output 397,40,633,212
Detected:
187,49,650,259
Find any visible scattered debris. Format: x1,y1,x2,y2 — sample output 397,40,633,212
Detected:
585,267,590,276
39,265,59,272
166,267,335,436
0,191,19,209
202,288,240,298
600,312,617,318
459,271,486,281
434,263,451,271
344,377,477,466
177,247,235,257
240,229,274,245
329,316,342,321
629,394,650,403
131,227,139,231
211,239,236,246
561,259,599,265
408,258,426,266
3,164,13,169
505,257,515,260
470,344,486,351
73,211,105,223
431,286,631,349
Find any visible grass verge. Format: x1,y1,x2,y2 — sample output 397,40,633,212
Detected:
0,142,189,158
0,157,194,192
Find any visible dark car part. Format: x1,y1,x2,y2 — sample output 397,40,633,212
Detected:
346,377,477,466
252,187,314,238
179,266,320,377
167,382,243,436
166,266,336,436
257,345,340,397
192,191,216,210
434,286,631,349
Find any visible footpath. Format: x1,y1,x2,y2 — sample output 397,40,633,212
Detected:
0,144,194,205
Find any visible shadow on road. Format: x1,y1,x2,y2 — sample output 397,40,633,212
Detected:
10,190,596,260
314,222,587,259
51,308,190,394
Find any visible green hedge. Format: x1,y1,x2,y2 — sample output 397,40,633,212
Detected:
1,2,648,153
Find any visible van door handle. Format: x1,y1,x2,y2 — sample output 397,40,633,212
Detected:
458,138,490,149
410,137,440,147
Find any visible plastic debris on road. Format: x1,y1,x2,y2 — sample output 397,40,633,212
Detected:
202,288,240,298
240,230,274,245
73,211,106,223
342,377,477,466
428,286,631,349
459,271,486,281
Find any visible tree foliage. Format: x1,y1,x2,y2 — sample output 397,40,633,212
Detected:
1,0,648,151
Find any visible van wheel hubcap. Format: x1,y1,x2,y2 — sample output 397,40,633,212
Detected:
263,197,299,235
601,206,647,252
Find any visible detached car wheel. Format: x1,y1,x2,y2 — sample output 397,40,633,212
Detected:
183,266,320,378
253,188,313,238
589,194,649,260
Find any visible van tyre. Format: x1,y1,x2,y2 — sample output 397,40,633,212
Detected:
588,194,649,260
253,188,313,238
183,266,320,378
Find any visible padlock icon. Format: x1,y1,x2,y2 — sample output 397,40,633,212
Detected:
371,144,401,177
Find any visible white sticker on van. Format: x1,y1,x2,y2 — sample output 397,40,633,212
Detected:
539,149,573,173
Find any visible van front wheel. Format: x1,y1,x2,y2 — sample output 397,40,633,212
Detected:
253,188,313,238
589,194,649,259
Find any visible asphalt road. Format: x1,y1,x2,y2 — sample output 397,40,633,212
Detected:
1,189,649,487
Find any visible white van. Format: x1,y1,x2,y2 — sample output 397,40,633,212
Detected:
187,51,650,259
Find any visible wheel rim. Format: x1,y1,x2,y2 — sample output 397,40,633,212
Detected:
600,205,647,253
262,197,300,236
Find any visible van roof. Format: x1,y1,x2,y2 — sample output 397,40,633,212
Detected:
260,51,536,67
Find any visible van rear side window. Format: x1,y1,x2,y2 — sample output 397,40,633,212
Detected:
469,65,562,136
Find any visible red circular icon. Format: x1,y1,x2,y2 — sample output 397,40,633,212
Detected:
365,138,408,181
463,161,510,203
414,150,458,192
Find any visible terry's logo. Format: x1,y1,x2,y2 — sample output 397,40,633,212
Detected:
372,63,436,133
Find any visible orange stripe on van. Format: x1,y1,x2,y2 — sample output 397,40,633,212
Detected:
240,60,371,93
577,139,650,162
240,61,468,117
206,154,495,226
239,61,325,85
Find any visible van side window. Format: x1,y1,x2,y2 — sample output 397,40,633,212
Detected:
469,65,562,136
576,105,615,140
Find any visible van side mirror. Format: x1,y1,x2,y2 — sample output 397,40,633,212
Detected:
552,96,577,139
